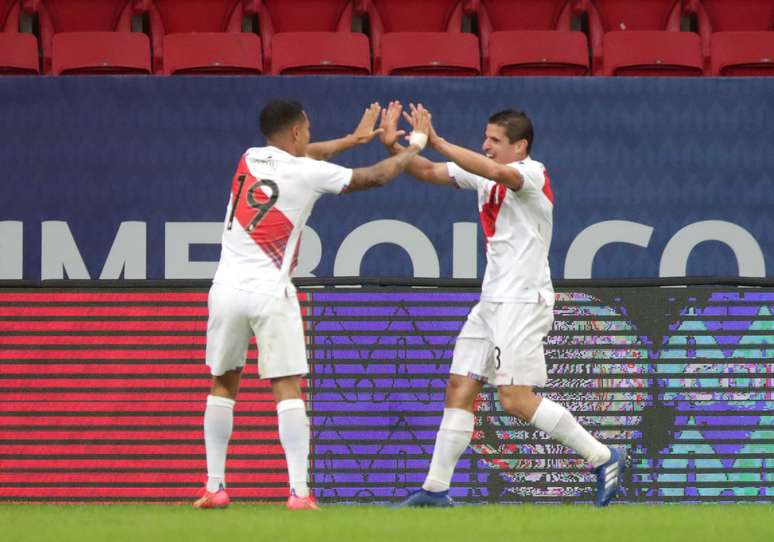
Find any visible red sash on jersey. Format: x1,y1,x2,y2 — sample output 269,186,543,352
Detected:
480,184,506,238
232,156,295,269
542,170,555,204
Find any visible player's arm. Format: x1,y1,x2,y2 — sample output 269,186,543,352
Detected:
305,102,384,161
406,104,525,191
378,101,456,187
342,107,431,193
386,143,455,186
342,145,422,193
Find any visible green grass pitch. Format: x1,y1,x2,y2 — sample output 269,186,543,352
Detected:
2,504,772,542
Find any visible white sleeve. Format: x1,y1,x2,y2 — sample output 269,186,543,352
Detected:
447,162,485,191
305,158,353,194
511,162,545,192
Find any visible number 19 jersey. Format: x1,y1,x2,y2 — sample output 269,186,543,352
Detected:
212,146,352,297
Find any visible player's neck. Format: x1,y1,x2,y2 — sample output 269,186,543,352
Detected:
266,138,303,157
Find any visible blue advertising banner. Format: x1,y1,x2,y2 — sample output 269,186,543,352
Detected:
1,76,772,280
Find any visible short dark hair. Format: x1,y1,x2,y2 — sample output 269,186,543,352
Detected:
487,109,533,153
259,99,306,138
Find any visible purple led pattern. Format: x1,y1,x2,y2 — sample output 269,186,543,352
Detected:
304,289,774,503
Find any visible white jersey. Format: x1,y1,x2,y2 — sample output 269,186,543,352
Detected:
213,146,352,296
448,156,554,304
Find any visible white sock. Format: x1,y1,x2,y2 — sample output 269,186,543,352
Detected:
530,398,611,467
204,395,235,492
422,408,474,493
277,398,310,498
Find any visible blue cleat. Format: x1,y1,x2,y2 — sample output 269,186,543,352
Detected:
396,489,455,508
594,447,628,507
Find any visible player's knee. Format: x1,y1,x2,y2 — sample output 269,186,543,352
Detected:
444,374,479,410
446,374,466,394
211,369,241,399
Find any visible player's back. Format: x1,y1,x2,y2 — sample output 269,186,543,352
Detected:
213,146,351,296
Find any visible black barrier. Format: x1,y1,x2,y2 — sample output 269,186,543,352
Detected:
0,279,772,503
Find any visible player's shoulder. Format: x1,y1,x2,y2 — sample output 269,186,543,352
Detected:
244,145,268,157
245,145,289,159
509,156,546,172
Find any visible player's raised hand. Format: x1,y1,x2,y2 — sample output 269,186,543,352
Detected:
405,103,431,151
378,100,407,148
350,102,384,145
416,104,440,148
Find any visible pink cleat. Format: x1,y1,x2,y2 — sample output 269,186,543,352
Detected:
193,486,230,509
286,491,320,510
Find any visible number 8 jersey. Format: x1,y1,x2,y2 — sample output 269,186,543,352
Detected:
213,146,352,297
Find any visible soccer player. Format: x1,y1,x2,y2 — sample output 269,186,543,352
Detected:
194,100,431,510
379,102,627,507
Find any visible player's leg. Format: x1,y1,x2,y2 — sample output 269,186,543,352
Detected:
399,373,483,507
498,384,611,467
200,370,241,501
195,284,252,509
423,372,482,490
398,303,493,507
255,294,319,510
498,384,625,506
494,301,626,506
270,374,317,509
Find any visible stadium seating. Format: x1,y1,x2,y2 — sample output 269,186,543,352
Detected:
257,0,370,75
362,0,480,76
2,0,774,78
0,0,39,74
25,0,151,74
475,0,589,76
147,0,262,74
689,0,774,76
587,0,704,76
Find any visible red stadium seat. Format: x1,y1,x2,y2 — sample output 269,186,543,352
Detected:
711,32,774,75
258,0,370,75
476,0,589,76
147,0,262,74
0,1,39,74
0,33,39,74
162,32,261,75
362,0,480,76
603,30,703,75
53,31,150,74
22,0,150,75
689,0,774,76
587,0,703,76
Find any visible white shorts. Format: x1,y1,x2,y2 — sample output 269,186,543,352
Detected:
205,283,308,379
451,300,554,387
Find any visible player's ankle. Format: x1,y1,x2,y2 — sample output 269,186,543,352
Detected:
206,478,225,493
422,479,449,493
290,485,310,498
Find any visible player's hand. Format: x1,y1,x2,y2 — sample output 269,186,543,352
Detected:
378,100,406,148
404,103,431,151
403,103,440,147
350,102,384,145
